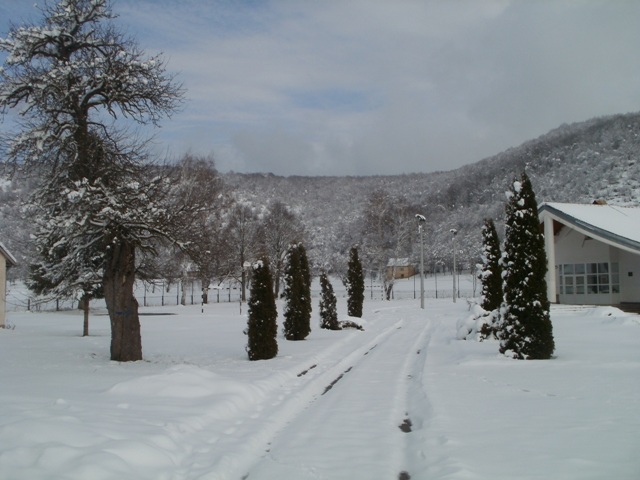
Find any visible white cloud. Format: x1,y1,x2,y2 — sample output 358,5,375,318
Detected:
3,0,640,176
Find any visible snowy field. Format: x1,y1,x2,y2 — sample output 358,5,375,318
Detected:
1,283,639,479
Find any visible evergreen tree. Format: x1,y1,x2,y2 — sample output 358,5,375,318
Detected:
345,245,365,318
283,243,312,340
478,218,502,340
246,258,278,360
499,172,555,359
319,271,340,330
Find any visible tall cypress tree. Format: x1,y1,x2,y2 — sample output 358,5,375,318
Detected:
480,218,503,311
283,243,312,340
478,218,503,340
298,243,312,327
499,172,555,360
345,245,365,318
319,270,340,330
246,258,278,360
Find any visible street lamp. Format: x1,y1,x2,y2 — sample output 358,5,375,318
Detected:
450,228,458,303
416,214,426,309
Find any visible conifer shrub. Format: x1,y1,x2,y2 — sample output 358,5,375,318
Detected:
477,218,503,340
340,319,364,331
499,172,555,360
246,258,278,360
345,246,365,318
283,243,312,340
319,271,340,330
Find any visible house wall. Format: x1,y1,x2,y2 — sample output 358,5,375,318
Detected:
0,254,7,327
620,250,640,303
554,227,619,305
385,265,416,280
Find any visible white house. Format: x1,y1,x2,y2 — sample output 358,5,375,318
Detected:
0,241,17,328
538,202,640,307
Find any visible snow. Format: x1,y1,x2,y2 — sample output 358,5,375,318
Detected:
1,288,639,479
541,202,640,246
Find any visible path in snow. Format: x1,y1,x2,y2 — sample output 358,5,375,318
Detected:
232,311,435,480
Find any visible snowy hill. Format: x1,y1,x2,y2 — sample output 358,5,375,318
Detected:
3,112,640,279
222,111,640,270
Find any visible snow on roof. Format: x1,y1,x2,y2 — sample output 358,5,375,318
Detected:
0,241,17,267
539,202,640,253
387,258,411,267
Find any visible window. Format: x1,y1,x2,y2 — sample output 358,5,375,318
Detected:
558,262,619,296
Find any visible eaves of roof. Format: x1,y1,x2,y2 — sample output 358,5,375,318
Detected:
0,241,17,267
538,203,640,255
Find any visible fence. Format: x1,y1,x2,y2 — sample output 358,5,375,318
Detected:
138,280,243,307
5,279,244,312
5,274,478,312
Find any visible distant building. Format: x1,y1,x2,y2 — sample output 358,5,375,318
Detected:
539,202,640,307
385,258,416,280
0,242,17,327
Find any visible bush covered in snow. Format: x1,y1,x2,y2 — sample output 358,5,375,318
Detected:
457,302,499,341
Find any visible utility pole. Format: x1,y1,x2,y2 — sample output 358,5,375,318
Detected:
416,214,426,309
451,228,458,303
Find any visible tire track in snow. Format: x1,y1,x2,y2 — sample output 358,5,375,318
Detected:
239,314,435,480
187,318,406,479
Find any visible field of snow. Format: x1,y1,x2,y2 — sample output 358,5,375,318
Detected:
1,288,639,479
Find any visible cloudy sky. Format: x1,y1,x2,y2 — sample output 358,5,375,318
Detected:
2,0,640,176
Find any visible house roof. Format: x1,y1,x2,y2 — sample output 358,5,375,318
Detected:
0,241,17,267
538,202,640,254
387,257,412,267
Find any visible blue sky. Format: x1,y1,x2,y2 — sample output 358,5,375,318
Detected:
2,0,640,176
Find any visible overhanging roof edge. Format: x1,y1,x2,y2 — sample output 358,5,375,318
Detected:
538,203,640,255
0,241,17,267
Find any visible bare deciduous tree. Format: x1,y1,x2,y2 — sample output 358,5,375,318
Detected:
0,0,184,361
259,201,304,297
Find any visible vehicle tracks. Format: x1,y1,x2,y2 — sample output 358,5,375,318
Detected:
237,315,435,479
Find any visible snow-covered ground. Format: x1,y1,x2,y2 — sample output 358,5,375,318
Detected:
1,287,639,479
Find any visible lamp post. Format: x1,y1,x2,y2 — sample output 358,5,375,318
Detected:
416,214,426,309
450,228,458,303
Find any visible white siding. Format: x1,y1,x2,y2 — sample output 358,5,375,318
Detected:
0,254,6,327
620,250,640,303
555,227,623,305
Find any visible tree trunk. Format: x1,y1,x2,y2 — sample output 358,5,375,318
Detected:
180,273,188,306
201,277,210,304
241,269,246,302
81,294,90,337
103,239,142,362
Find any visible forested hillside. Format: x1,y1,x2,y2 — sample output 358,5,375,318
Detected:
222,112,640,275
3,112,640,283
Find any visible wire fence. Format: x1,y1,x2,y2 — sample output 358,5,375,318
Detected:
6,275,478,312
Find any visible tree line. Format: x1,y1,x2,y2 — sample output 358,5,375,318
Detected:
246,244,365,361
0,0,371,362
